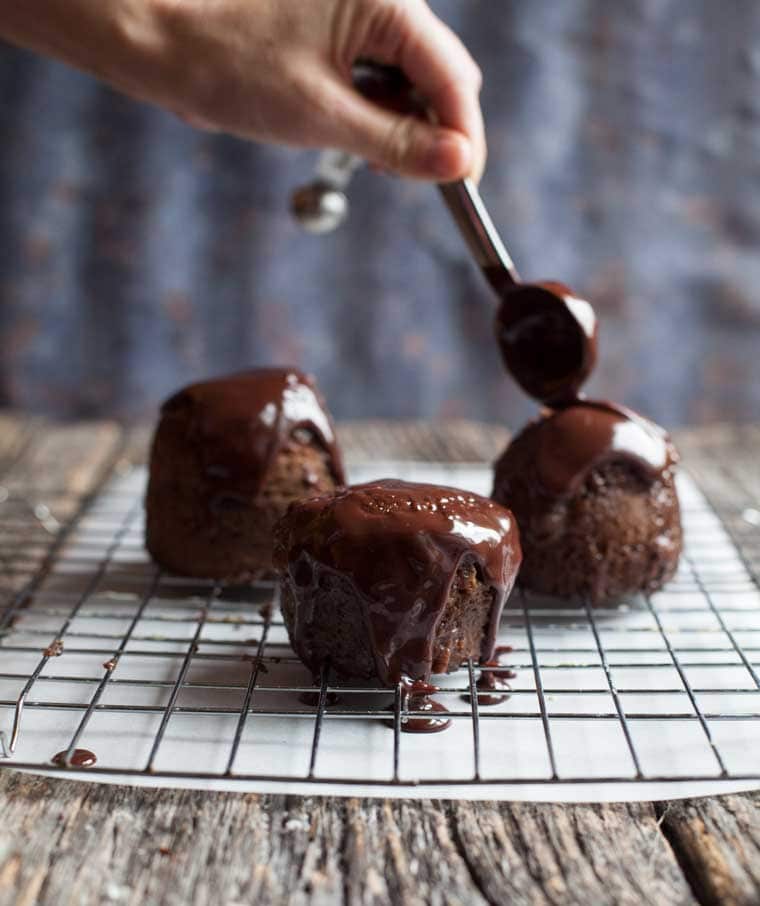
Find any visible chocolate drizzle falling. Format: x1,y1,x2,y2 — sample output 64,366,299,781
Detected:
274,480,522,687
532,400,679,497
158,367,345,499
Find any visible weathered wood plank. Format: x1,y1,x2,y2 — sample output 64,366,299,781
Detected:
678,425,760,578
0,413,36,476
2,420,123,499
448,800,696,906
0,770,703,906
343,798,490,906
659,794,760,906
337,419,510,464
0,420,124,599
0,773,323,906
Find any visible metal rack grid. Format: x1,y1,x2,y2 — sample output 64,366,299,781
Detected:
1,462,760,789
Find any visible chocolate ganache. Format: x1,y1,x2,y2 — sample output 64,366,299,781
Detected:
274,480,522,687
159,367,345,496
145,367,345,580
492,399,683,604
51,748,97,767
494,280,599,407
530,399,679,496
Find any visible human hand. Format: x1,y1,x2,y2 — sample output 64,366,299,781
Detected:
154,0,486,181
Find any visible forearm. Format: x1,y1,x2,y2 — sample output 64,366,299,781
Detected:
0,0,171,106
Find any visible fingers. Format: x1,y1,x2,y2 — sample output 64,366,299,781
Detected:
320,74,473,181
359,0,487,182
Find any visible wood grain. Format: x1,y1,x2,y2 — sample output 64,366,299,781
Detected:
0,413,759,906
0,770,706,906
659,796,760,906
448,800,696,906
0,413,35,477
336,419,510,466
0,419,124,600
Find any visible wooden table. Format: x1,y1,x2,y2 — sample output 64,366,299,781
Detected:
0,414,759,906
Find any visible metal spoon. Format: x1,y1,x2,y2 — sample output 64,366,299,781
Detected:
291,63,599,407
435,177,598,405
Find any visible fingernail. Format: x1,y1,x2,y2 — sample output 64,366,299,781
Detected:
426,131,472,180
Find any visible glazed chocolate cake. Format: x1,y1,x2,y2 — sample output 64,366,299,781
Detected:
492,400,682,604
273,479,522,687
145,368,344,580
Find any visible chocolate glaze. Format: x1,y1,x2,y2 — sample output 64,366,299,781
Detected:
471,645,516,706
398,679,451,734
274,480,522,687
494,280,599,406
52,748,97,767
529,399,679,497
492,400,683,604
159,367,345,499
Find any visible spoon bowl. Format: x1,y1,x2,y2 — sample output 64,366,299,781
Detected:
495,281,598,407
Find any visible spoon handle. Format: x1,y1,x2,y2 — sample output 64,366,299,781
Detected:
352,62,521,296
438,180,520,294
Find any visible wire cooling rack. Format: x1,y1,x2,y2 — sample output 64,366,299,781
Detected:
1,460,760,796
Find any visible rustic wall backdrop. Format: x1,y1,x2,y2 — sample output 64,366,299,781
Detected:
1,0,759,430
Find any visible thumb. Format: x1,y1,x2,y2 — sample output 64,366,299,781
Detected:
326,80,472,181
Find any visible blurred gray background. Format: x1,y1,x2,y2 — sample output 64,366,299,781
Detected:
1,0,759,430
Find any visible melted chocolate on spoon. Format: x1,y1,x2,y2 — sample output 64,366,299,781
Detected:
493,280,599,407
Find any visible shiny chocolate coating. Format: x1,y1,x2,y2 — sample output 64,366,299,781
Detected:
160,367,345,496
274,479,522,686
51,748,97,767
491,399,682,604
494,280,599,407
530,399,679,497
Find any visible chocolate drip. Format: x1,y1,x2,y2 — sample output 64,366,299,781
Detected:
460,646,516,706
274,480,522,687
52,748,97,767
532,400,679,496
159,368,345,497
470,645,516,706
397,679,451,734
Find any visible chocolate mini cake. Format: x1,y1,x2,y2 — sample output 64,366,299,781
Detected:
145,368,344,580
274,480,522,688
492,400,682,604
